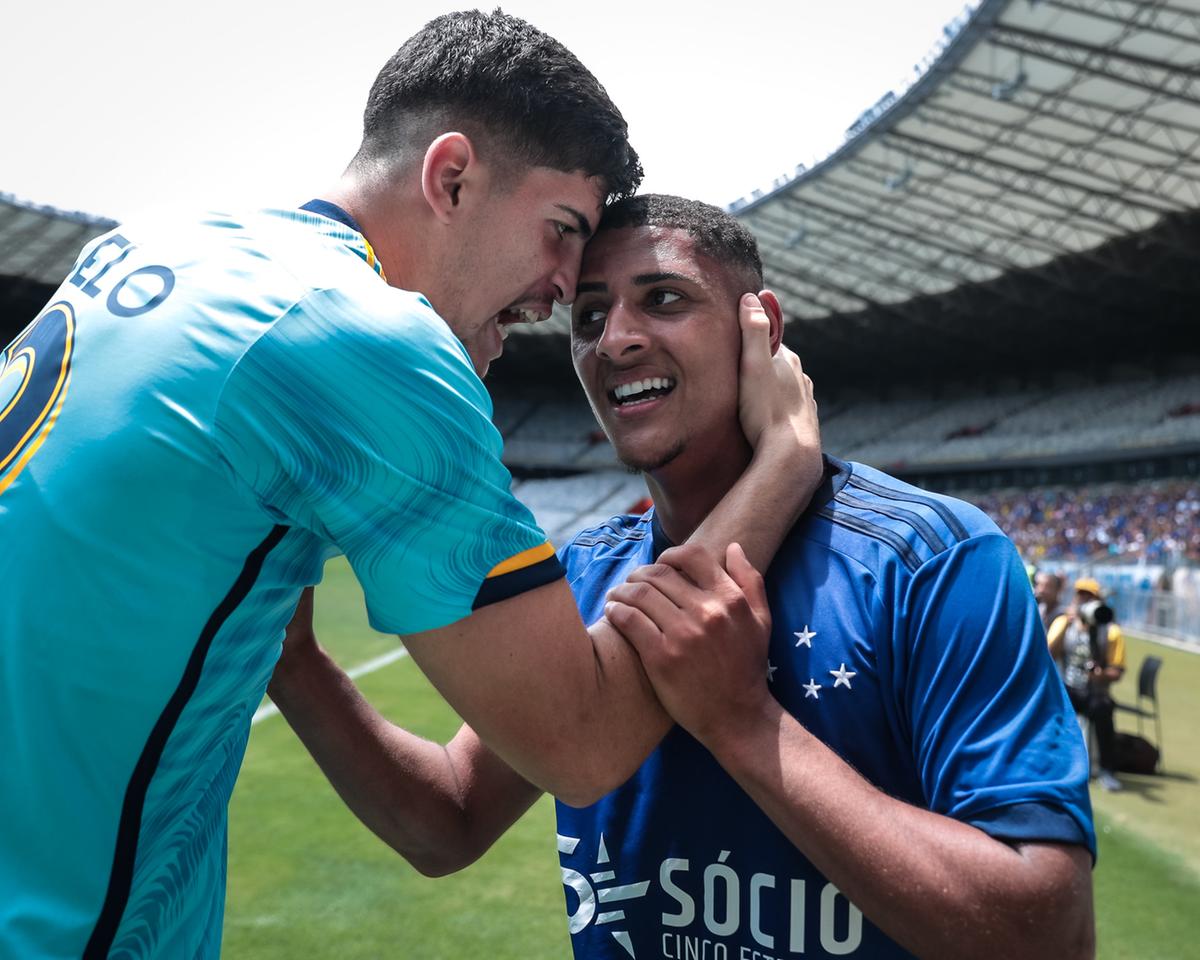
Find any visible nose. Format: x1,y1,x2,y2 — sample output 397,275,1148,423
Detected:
596,302,649,361
552,249,582,305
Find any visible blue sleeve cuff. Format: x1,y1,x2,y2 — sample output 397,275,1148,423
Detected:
965,802,1097,862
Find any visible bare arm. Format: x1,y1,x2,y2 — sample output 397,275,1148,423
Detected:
713,702,1094,960
268,591,538,876
606,546,1095,960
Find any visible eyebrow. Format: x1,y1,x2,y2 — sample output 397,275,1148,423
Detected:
633,271,694,285
574,271,697,296
556,205,594,241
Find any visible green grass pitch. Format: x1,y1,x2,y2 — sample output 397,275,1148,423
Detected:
224,558,1200,958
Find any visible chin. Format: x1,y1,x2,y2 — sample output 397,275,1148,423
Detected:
616,439,686,474
468,351,492,378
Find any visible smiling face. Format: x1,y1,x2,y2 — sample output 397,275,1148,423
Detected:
444,165,605,377
570,226,749,477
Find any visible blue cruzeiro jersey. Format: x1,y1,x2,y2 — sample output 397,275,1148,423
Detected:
555,457,1094,960
0,203,558,959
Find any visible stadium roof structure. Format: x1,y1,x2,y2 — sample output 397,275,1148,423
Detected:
732,0,1200,384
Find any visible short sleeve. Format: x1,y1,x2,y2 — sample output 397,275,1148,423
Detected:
898,535,1096,856
1046,614,1067,656
213,287,559,634
1106,625,1126,670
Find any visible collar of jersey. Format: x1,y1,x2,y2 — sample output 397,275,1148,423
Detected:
648,454,851,561
299,199,387,282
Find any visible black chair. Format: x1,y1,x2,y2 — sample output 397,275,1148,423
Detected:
1114,655,1164,766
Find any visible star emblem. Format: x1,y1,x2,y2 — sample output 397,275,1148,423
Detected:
767,660,778,683
793,625,816,648
558,832,650,957
803,678,821,699
829,663,856,689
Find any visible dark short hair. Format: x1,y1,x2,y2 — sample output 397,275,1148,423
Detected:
597,194,763,290
357,9,642,203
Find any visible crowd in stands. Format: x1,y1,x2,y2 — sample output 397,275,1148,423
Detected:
970,480,1200,565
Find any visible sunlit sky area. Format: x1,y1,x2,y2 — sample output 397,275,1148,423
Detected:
1,0,973,222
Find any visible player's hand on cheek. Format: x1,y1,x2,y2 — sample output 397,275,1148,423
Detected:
604,542,773,750
736,292,821,485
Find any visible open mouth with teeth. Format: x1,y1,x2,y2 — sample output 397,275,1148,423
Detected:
495,307,550,340
610,377,677,406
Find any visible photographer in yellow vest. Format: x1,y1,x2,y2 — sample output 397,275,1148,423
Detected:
1048,577,1126,792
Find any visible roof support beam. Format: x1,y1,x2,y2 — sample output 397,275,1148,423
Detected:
887,129,1175,218
761,228,936,302
1038,0,1200,45
993,22,1200,79
754,218,1037,357
912,100,1195,202
756,200,1106,335
837,156,1198,295
794,181,1115,303
989,26,1200,108
844,153,1106,248
951,65,1200,145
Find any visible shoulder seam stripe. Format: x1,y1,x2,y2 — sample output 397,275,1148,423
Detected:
83,524,289,959
834,490,947,556
817,506,922,573
846,475,971,543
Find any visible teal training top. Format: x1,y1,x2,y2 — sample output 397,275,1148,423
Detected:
0,205,556,959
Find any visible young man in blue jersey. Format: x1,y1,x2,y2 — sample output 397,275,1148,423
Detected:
0,14,822,958
273,195,1097,959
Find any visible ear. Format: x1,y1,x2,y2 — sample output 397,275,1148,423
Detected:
757,289,784,355
420,132,476,224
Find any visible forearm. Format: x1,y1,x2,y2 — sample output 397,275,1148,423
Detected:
269,638,538,876
689,428,822,573
404,581,672,808
707,703,1094,960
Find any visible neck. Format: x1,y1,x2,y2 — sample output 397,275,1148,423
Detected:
319,169,428,294
645,434,753,545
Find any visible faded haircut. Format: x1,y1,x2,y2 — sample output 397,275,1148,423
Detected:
354,8,642,203
597,194,763,290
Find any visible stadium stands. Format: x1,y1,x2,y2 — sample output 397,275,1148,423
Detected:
496,369,1200,477
970,479,1200,566
512,471,646,546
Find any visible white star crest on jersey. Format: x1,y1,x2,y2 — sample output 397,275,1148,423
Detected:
794,625,816,648
830,663,857,689
558,832,651,958
803,678,822,699
767,660,778,683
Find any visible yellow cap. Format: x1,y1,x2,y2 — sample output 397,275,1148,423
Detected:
1074,577,1103,598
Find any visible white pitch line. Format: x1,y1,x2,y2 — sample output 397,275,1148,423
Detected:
250,646,409,726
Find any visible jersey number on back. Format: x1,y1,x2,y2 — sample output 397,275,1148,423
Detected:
0,235,178,496
0,302,75,496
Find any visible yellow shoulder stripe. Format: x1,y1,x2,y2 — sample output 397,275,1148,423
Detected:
486,541,557,578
